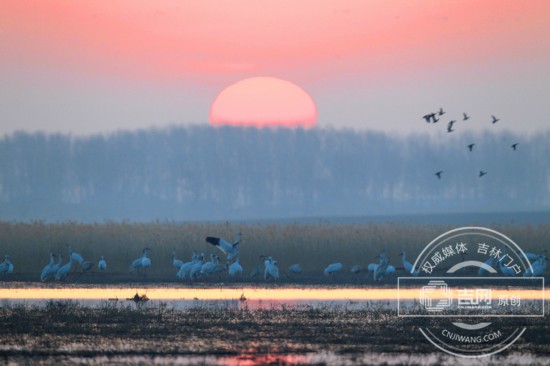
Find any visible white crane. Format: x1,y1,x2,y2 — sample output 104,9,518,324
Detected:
189,253,205,279
55,255,73,281
205,232,241,260
81,260,94,273
524,255,548,277
201,254,221,276
0,255,13,275
350,265,362,274
263,256,279,281
67,245,84,265
498,249,516,277
98,256,107,271
264,257,279,281
130,247,151,274
522,252,540,262
229,258,243,276
533,256,547,276
323,262,343,275
367,262,379,278
177,252,198,279
288,263,302,274
40,252,57,281
372,252,391,281
249,263,264,280
399,252,419,276
518,249,547,263
52,254,63,274
172,251,184,269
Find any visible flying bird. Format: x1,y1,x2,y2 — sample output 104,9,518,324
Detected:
491,115,499,124
467,143,475,151
479,170,488,178
463,113,470,121
435,171,443,179
205,232,241,260
422,113,435,123
511,143,519,151
438,107,445,116
447,120,456,132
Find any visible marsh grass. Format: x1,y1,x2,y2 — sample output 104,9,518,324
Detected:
0,221,548,282
0,301,548,359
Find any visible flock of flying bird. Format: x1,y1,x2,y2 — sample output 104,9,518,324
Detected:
0,231,538,282
423,108,520,180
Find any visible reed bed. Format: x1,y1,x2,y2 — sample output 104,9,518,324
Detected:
0,221,548,282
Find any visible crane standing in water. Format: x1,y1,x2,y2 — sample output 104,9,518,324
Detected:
130,248,152,275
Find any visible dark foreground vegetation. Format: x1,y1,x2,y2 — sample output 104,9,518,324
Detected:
0,301,549,364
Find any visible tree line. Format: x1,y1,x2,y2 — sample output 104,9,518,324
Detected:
0,125,547,222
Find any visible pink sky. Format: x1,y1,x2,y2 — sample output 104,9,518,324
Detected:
1,0,549,134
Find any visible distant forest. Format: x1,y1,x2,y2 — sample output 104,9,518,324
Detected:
0,125,548,222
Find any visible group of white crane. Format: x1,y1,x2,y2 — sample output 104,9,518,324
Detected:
321,251,417,281
168,232,421,282
40,245,107,281
173,233,246,280
477,248,548,277
3,232,545,282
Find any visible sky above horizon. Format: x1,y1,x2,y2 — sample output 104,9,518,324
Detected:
1,0,550,137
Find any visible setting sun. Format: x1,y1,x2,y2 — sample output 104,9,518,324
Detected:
209,77,317,128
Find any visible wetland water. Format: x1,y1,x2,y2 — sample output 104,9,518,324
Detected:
0,285,548,365
0,285,544,309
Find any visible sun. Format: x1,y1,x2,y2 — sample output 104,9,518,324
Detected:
209,77,317,128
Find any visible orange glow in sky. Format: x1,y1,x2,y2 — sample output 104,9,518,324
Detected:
3,0,549,82
1,0,550,134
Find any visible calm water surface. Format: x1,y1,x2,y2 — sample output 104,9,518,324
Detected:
0,285,545,310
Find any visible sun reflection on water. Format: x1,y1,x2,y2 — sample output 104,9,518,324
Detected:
0,286,544,302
